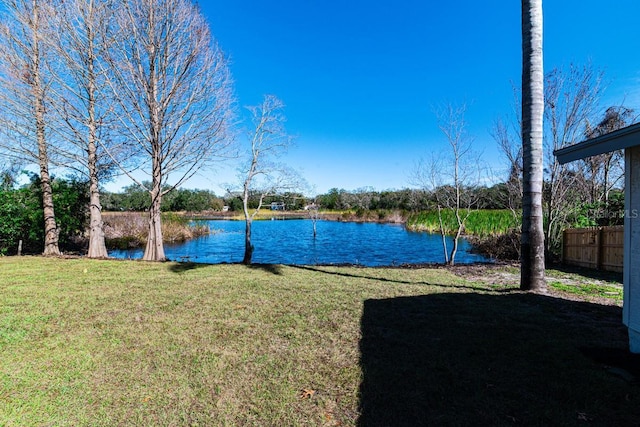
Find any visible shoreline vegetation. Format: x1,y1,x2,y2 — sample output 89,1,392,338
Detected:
0,257,632,426
103,212,211,249
103,209,519,259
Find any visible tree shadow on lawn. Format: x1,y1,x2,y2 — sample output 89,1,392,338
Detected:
167,262,285,275
358,292,640,426
245,263,284,275
290,265,511,293
167,261,211,273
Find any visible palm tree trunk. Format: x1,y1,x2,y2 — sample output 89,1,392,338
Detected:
521,0,546,291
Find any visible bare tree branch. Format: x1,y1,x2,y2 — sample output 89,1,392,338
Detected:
413,103,485,265
0,0,61,255
240,95,301,264
102,0,234,261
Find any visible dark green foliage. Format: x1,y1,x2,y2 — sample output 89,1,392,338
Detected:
102,184,223,212
162,188,223,212
317,188,342,210
573,191,625,228
102,184,150,211
0,176,89,254
225,196,243,212
316,188,431,211
0,188,40,254
50,179,90,249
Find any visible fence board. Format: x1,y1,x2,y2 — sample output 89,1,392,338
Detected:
562,226,623,273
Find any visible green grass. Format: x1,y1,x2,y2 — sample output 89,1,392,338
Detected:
407,209,519,236
0,257,637,426
546,268,625,302
549,281,624,301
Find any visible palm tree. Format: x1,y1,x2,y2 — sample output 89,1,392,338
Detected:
520,0,546,291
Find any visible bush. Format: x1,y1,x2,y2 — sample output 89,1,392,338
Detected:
0,176,89,255
0,188,40,254
467,228,521,261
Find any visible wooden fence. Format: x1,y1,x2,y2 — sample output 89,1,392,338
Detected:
562,226,624,273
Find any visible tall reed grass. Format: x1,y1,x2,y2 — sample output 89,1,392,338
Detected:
102,212,210,249
406,209,519,237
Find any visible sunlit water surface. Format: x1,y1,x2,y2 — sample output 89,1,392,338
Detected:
109,219,490,266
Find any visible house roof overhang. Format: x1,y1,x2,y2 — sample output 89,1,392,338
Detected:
554,121,640,164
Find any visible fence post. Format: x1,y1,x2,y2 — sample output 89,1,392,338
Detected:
17,240,22,256
597,228,602,270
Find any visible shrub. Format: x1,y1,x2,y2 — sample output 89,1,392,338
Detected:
467,228,521,261
0,177,89,254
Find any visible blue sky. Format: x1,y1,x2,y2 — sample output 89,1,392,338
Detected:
110,1,640,195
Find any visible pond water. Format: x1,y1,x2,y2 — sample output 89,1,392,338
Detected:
108,219,491,266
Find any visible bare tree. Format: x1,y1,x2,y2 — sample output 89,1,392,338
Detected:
308,199,321,238
496,64,623,259
0,158,22,190
582,106,634,203
492,116,523,220
521,0,545,291
413,103,483,265
46,0,119,258
240,95,298,264
543,64,603,256
104,0,233,261
0,0,61,256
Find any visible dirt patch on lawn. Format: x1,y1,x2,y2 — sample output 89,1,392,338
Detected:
445,262,624,306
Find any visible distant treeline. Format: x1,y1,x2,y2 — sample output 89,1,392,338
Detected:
314,185,516,211
100,183,520,213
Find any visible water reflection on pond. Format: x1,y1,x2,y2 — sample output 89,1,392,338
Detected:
109,219,491,266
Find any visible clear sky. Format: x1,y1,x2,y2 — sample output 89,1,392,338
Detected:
109,0,640,195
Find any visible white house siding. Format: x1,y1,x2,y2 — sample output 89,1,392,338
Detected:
624,146,640,352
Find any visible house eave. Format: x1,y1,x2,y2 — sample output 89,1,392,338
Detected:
554,121,640,164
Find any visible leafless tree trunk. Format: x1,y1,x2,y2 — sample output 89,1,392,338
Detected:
0,0,60,256
521,0,545,291
436,204,449,263
240,95,297,265
308,201,321,238
104,0,233,261
46,0,119,258
413,103,482,265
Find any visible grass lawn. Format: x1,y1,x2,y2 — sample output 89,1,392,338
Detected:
0,257,638,426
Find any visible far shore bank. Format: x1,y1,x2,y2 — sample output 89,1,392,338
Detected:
185,209,406,223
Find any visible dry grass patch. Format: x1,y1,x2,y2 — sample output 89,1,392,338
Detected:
103,212,210,248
